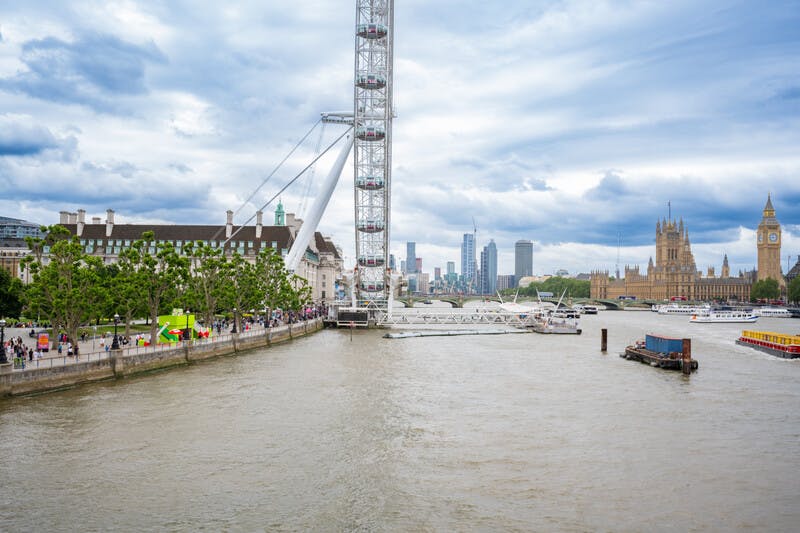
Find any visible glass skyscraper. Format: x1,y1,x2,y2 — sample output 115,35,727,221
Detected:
461,233,475,291
406,241,416,273
480,239,497,295
515,239,533,286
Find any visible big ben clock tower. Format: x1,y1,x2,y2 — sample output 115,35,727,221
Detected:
757,194,784,288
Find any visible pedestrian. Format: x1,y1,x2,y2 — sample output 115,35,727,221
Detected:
28,348,33,361
58,343,62,355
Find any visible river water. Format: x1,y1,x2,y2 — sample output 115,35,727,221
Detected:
2,310,799,531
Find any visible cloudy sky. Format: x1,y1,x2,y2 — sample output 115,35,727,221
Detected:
1,1,799,278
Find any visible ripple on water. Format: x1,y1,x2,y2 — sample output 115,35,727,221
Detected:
1,315,799,530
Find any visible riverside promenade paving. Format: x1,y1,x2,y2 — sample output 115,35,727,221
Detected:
3,322,274,373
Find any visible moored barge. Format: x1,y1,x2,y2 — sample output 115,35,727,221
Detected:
735,330,800,359
621,334,698,373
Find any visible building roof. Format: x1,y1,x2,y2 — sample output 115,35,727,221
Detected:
62,223,296,250
314,233,341,259
787,258,800,283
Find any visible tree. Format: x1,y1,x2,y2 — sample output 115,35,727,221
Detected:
751,278,780,301
788,277,800,305
185,241,231,329
517,276,591,299
132,231,189,343
113,248,149,336
257,247,294,312
222,252,262,332
23,231,104,349
0,267,24,318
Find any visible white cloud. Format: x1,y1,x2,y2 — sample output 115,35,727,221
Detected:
1,0,799,280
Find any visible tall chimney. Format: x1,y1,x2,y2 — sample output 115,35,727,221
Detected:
92,217,101,224
77,209,86,237
255,210,263,239
59,211,69,224
106,209,115,237
68,212,77,224
226,210,233,239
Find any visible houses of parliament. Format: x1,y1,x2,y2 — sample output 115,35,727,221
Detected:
590,195,787,301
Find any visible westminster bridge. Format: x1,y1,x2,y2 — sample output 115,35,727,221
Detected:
394,296,663,310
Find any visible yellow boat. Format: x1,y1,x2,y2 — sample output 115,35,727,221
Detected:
735,330,800,359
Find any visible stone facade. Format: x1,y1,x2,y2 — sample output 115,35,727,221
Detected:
591,216,753,302
756,194,785,289
43,208,342,303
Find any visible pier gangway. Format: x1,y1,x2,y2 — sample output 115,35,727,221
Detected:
376,308,539,328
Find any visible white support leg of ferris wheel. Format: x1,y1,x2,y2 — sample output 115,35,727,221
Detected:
284,132,354,273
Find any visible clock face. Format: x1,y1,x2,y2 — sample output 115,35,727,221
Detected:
769,232,778,243
758,232,763,243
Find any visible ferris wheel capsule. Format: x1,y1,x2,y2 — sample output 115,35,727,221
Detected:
358,255,386,267
356,219,385,233
359,280,385,292
356,125,385,141
356,73,387,90
357,23,388,39
356,176,385,190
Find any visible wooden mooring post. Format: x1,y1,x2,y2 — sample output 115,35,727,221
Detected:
682,338,692,375
601,328,608,352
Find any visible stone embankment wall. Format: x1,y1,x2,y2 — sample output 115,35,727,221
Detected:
0,319,323,398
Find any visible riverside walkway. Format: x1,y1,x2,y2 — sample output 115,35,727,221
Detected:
4,323,278,373
1,318,323,398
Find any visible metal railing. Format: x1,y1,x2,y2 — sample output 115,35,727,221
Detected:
9,318,321,372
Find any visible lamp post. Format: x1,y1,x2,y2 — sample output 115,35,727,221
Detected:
231,308,237,333
111,313,120,350
0,319,7,364
184,310,190,341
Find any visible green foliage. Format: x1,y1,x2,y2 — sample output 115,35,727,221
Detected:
131,231,190,343
257,247,302,312
788,276,800,304
514,276,591,299
23,227,104,348
750,278,780,301
0,267,24,318
185,241,231,328
21,225,316,343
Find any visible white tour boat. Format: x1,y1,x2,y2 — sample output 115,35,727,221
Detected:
689,308,759,323
754,307,792,318
657,303,710,315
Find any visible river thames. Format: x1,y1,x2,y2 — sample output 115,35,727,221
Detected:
2,309,799,531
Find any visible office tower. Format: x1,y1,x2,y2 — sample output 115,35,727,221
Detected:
434,267,441,280
515,239,533,286
415,257,422,273
480,240,497,295
496,274,515,291
389,254,396,271
417,272,430,294
406,241,416,273
446,261,455,276
461,233,475,290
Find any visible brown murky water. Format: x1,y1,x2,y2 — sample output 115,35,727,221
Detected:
2,311,799,531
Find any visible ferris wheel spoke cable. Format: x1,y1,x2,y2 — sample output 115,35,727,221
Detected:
299,120,327,219
223,125,353,245
209,117,321,243
236,117,322,218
